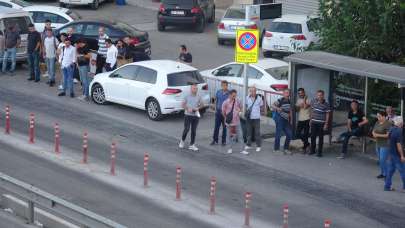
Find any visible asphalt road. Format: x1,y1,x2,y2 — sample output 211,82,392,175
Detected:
0,1,404,228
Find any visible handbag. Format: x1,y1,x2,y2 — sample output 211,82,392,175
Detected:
244,95,258,120
225,99,236,124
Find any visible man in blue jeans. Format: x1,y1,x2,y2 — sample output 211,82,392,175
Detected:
58,38,76,98
210,80,229,145
27,24,41,82
272,89,293,155
384,116,405,192
2,25,20,75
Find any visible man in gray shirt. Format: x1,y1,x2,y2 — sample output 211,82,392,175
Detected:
2,25,20,75
179,84,203,151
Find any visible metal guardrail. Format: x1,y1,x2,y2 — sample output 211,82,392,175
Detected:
0,172,127,228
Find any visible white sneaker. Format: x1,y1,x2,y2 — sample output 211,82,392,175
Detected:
244,146,251,150
283,149,292,155
58,85,64,90
227,149,233,154
42,73,49,78
73,78,79,84
240,150,250,155
188,144,199,151
179,140,185,149
256,147,261,152
78,95,86,101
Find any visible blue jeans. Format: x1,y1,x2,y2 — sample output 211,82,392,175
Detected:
384,154,405,190
274,113,293,150
227,125,242,150
376,147,389,176
62,65,74,95
27,51,40,81
213,111,226,143
341,128,362,154
2,47,17,73
45,57,56,82
78,65,90,97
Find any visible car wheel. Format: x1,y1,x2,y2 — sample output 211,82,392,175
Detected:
91,84,107,105
91,0,99,10
157,22,165,31
196,18,205,33
217,38,225,45
146,98,163,121
208,7,215,23
263,51,272,58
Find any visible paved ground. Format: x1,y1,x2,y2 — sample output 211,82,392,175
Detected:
0,1,404,228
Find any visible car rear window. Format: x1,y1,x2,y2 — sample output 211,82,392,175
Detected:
162,0,196,6
265,66,289,80
3,17,30,34
167,71,205,87
269,22,302,33
224,8,245,19
66,10,81,20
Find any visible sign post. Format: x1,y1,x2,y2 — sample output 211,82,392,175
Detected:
235,29,259,113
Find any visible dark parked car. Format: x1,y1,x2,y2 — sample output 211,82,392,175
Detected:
157,0,215,33
55,19,151,55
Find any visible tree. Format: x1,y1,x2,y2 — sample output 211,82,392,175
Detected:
317,0,405,65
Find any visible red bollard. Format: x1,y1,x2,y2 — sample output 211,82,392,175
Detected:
144,153,149,187
110,142,116,175
283,204,289,228
209,176,216,214
82,132,88,164
175,166,182,200
244,192,252,227
5,105,10,134
324,219,331,228
28,113,35,144
54,123,60,154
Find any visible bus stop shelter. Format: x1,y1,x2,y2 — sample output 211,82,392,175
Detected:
284,51,405,152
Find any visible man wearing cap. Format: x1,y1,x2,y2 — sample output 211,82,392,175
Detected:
337,100,368,159
58,38,76,98
384,116,405,192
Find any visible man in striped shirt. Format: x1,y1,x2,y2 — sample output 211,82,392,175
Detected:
96,27,109,74
309,90,331,157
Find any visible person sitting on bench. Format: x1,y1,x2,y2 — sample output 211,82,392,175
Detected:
337,100,368,159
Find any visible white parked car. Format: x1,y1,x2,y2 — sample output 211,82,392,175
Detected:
0,0,31,9
262,14,320,57
90,60,211,121
59,0,112,10
200,59,289,107
23,5,80,32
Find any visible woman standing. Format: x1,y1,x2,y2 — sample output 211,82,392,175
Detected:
76,39,91,101
116,39,128,67
372,111,391,179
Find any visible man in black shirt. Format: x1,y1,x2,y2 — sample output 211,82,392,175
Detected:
2,25,20,75
272,89,293,154
178,45,192,64
338,100,368,158
27,24,41,82
76,39,91,100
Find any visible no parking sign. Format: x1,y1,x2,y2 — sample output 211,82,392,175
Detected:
235,29,259,63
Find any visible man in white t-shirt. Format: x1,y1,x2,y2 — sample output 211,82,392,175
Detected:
105,39,117,72
43,29,59,87
58,38,76,98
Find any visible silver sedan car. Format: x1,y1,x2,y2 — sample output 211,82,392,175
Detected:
217,7,260,45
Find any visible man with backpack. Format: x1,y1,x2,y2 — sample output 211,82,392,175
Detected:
43,29,59,86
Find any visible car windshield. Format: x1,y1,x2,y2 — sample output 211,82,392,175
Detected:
269,21,302,33
167,71,205,87
224,8,245,19
11,0,31,7
265,66,289,80
66,10,81,20
163,0,195,6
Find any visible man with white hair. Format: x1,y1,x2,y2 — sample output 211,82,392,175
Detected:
384,116,405,192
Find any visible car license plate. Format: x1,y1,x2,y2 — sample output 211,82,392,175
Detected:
229,25,243,30
171,10,185,15
273,45,289,51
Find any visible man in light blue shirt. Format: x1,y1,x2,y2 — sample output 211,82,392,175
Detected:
211,80,229,145
242,87,263,155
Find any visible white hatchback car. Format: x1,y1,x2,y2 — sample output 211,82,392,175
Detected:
0,0,31,9
59,0,112,10
200,58,289,106
90,60,211,121
262,14,320,57
23,5,80,32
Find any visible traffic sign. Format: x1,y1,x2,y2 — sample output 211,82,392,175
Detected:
235,29,259,63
